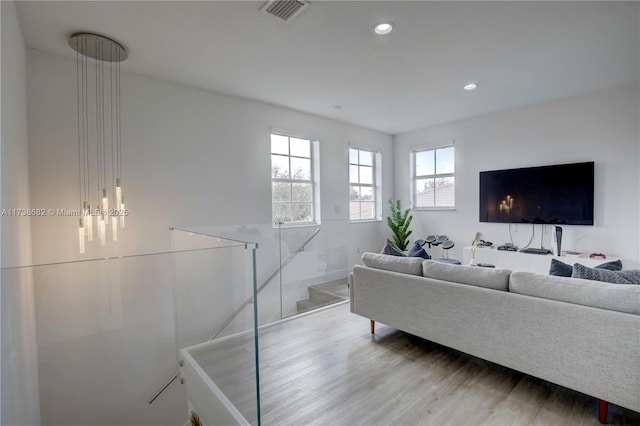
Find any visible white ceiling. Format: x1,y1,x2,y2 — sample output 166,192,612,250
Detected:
15,1,639,135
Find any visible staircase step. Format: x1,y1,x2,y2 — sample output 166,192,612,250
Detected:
295,278,350,314
308,286,343,304
296,298,323,314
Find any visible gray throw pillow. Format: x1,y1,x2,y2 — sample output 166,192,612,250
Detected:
594,259,623,271
549,258,623,277
549,259,573,277
572,263,640,284
408,241,431,259
381,239,406,257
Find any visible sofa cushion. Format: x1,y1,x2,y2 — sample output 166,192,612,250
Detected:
422,260,511,291
549,258,623,277
509,272,640,314
361,252,423,276
572,263,640,284
381,239,406,257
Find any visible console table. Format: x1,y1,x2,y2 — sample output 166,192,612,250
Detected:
462,247,620,274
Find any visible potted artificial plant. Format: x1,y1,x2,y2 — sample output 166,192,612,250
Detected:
387,199,413,251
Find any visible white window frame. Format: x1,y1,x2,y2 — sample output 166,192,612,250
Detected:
411,142,455,210
348,146,382,222
270,131,320,226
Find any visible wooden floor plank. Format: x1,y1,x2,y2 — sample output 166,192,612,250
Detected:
192,302,640,425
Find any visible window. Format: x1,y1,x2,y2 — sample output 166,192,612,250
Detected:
412,145,455,209
271,133,316,225
349,147,380,221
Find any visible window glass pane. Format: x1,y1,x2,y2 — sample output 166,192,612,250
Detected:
271,133,317,225
360,186,373,201
436,146,455,174
272,203,291,223
349,148,358,165
271,154,290,179
349,165,359,184
290,138,310,158
349,186,360,201
271,134,289,155
272,182,291,202
360,202,375,219
359,150,373,166
434,177,455,207
416,178,435,207
292,203,312,222
415,150,434,176
359,166,373,184
292,183,312,202
349,202,361,221
290,157,311,180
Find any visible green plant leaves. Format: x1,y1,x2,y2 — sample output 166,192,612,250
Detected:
387,199,412,251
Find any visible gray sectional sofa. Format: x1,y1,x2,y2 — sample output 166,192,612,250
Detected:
349,253,640,422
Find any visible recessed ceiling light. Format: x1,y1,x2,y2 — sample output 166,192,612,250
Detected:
464,82,479,91
374,22,393,35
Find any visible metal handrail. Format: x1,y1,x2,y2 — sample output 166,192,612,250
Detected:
147,227,321,404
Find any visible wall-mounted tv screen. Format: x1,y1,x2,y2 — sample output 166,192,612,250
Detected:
479,162,594,225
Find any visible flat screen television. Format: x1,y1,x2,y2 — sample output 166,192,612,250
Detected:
479,162,594,225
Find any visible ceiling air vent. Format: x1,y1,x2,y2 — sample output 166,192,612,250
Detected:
261,0,309,22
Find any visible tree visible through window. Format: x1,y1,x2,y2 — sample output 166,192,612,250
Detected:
271,133,315,224
349,147,377,221
413,145,455,208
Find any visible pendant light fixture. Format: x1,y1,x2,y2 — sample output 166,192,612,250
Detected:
69,33,128,253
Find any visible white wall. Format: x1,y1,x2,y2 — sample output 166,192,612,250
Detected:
0,1,41,424
26,49,392,425
28,51,393,265
394,82,640,268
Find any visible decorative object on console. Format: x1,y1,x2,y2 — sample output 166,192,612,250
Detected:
554,226,563,256
549,258,623,278
69,32,129,253
520,247,552,255
590,253,607,259
565,251,582,257
469,233,480,266
387,199,413,251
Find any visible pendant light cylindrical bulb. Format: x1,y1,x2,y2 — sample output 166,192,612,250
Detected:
102,188,109,224
85,204,93,241
99,216,106,246
120,196,125,229
116,178,122,209
79,218,86,254
112,214,118,241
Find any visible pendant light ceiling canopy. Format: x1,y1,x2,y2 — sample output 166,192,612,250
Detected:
69,33,128,62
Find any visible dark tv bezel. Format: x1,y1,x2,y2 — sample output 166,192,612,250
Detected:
478,161,594,226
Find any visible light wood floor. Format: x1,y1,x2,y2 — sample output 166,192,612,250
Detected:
192,302,640,425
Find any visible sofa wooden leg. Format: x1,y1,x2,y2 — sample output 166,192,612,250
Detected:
598,399,608,424
370,320,375,334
